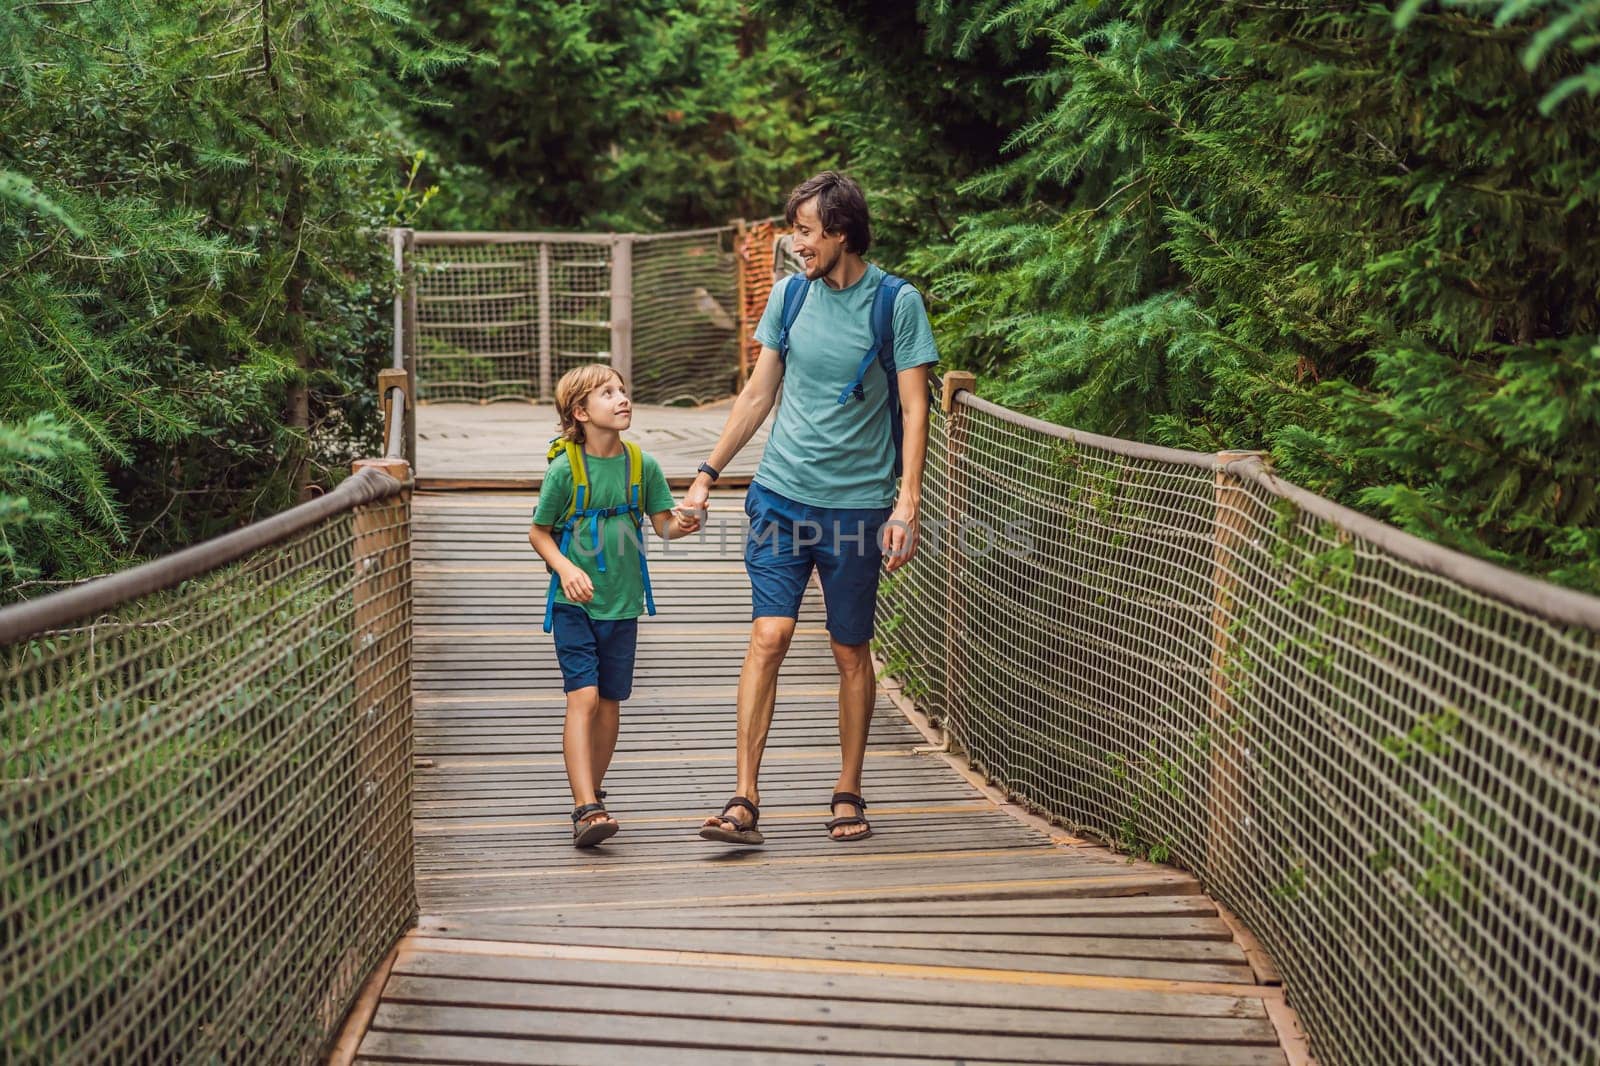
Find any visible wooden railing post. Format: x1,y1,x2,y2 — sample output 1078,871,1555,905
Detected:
733,219,750,390
1208,449,1266,884
940,373,977,746
537,241,553,401
610,235,635,391
378,368,409,458
398,229,418,468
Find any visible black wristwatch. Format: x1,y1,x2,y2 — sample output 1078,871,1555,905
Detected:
696,461,721,483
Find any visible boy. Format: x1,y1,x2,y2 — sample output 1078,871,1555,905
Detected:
528,365,697,847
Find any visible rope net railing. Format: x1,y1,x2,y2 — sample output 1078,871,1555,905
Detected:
0,465,414,1064
877,386,1599,1066
403,224,770,407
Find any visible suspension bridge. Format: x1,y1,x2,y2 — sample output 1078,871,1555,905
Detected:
2,225,1595,1066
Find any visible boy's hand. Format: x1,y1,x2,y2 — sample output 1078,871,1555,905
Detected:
671,507,701,536
559,564,595,603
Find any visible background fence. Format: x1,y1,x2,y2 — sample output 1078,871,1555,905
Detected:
402,222,783,407
0,461,415,1064
878,380,1600,1066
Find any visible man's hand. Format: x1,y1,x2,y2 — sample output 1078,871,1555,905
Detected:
881,503,919,573
559,564,595,603
677,475,712,534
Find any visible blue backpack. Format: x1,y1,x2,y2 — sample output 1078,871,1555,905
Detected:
776,271,912,478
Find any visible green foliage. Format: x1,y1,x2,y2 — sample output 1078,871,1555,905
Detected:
410,1,837,230
765,0,1600,590
0,1,461,594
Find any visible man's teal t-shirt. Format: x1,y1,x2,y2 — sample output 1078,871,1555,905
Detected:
532,448,675,620
753,264,939,508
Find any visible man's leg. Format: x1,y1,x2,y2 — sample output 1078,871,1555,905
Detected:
830,637,875,839
813,507,891,840
733,615,796,809
706,482,811,835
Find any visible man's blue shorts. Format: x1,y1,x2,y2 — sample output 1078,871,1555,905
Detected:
550,603,638,700
743,481,893,646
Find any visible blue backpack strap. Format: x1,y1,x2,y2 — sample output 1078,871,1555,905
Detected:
835,274,910,477
623,441,656,618
544,448,588,630
776,273,810,365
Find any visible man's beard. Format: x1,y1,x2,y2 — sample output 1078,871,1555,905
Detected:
808,246,842,280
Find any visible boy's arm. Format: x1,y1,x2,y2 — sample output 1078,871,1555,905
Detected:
528,523,594,603
649,509,697,540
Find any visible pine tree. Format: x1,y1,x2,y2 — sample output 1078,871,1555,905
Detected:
764,0,1600,589
0,1,463,594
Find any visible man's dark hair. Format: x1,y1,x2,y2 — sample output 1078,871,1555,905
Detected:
785,171,871,255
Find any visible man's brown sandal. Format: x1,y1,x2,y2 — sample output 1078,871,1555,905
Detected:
699,795,765,845
572,802,618,848
825,791,872,841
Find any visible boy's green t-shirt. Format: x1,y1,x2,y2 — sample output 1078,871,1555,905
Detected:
532,448,675,620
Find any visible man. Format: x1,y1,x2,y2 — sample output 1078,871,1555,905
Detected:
678,172,938,844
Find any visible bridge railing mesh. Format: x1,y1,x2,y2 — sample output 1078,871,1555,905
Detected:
877,386,1600,1066
405,227,743,406
0,465,414,1065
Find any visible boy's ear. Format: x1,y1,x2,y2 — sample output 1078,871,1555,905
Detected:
573,403,590,424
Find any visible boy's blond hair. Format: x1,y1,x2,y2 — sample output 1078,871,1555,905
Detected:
553,364,623,445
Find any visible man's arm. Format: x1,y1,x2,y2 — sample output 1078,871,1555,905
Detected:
882,363,933,573
677,344,784,525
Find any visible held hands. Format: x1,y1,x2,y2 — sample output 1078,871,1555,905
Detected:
675,478,711,535
558,563,595,604
881,503,919,573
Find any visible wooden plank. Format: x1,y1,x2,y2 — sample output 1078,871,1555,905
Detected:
391,948,1271,1019
365,1003,1286,1065
377,975,1279,1045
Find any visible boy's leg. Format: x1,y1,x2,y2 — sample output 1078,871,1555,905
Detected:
593,698,620,791
551,604,614,827
591,617,637,798
562,685,613,825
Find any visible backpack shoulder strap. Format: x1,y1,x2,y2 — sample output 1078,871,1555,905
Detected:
837,274,910,405
871,275,909,367
622,440,644,518
777,272,810,365
545,438,589,523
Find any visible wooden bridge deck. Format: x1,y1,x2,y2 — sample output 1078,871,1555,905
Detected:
352,404,1295,1063
415,399,767,489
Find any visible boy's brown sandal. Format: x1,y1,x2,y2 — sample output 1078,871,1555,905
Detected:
699,795,765,846
571,802,619,848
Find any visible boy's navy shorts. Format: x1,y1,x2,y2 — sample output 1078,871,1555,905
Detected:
550,603,638,700
743,481,893,646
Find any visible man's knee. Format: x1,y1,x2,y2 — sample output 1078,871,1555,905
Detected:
830,637,873,678
749,617,796,663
